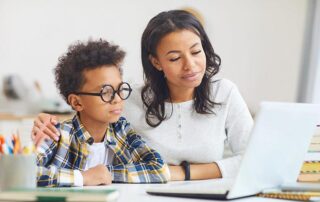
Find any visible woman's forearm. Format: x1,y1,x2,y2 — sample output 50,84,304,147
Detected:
169,162,222,181
191,163,222,180
168,165,185,181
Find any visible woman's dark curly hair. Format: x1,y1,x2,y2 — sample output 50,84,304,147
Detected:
55,39,125,104
141,10,221,127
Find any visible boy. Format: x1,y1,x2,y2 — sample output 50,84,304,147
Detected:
36,39,170,187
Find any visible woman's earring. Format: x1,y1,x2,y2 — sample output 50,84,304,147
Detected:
163,72,166,78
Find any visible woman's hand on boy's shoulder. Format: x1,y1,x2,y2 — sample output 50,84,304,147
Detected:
31,113,60,148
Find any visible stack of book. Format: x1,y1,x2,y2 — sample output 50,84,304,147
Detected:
298,125,320,182
258,190,320,201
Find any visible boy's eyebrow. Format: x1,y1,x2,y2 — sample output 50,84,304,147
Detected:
98,84,111,89
165,42,200,55
100,84,110,87
100,82,123,88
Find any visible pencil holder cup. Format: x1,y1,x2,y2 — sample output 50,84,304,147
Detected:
0,154,37,190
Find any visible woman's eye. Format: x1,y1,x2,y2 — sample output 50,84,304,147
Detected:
169,57,180,62
192,50,202,55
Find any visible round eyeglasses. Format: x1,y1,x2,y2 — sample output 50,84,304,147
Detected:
74,82,132,103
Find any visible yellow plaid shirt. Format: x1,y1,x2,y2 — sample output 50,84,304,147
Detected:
37,115,170,187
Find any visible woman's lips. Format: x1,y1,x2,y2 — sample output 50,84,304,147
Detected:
181,72,200,81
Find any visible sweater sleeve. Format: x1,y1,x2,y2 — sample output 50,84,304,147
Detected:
215,83,253,178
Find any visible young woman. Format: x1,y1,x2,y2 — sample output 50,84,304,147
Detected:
32,10,253,181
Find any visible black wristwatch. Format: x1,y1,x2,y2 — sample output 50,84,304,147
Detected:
181,161,191,181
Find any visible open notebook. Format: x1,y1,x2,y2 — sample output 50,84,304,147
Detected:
147,102,320,200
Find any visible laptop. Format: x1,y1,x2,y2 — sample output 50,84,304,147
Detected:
146,102,320,200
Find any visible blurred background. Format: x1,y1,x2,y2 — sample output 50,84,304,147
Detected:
0,0,319,115
0,0,319,181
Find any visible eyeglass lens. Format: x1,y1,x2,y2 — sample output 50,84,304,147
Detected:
101,83,131,102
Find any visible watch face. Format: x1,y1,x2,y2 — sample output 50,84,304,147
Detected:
180,161,191,180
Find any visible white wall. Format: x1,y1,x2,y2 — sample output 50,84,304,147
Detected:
298,0,320,104
314,58,320,103
0,0,309,113
311,1,320,104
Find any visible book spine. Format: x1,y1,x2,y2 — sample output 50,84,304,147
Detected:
258,193,311,201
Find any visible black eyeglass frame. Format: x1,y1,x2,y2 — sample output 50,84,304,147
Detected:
74,82,132,103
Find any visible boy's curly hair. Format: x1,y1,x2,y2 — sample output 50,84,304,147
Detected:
54,39,125,103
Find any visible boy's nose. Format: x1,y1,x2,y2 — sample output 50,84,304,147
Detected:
111,93,122,104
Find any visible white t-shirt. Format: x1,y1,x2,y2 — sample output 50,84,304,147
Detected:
123,79,253,178
84,142,113,170
74,139,114,186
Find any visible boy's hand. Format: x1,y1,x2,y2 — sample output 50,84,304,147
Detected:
81,165,112,186
31,113,60,148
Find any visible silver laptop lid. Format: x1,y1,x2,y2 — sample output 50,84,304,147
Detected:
228,102,320,199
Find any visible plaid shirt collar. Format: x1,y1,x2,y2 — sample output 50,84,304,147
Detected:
71,115,117,146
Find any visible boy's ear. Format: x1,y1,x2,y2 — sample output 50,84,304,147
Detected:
149,55,162,71
67,94,83,112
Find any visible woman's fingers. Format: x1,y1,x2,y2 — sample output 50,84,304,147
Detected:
32,126,45,147
43,127,60,141
50,115,58,125
33,119,59,141
47,122,60,137
31,128,36,141
31,113,61,147
33,126,57,148
39,114,59,134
